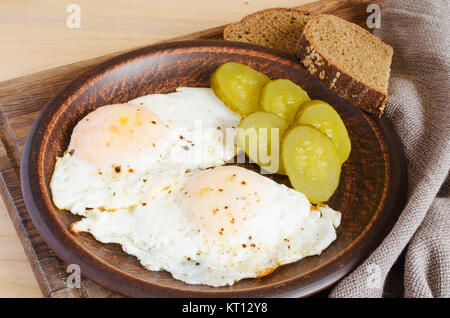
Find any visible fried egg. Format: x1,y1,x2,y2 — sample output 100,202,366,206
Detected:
50,88,241,215
129,87,241,169
72,166,341,287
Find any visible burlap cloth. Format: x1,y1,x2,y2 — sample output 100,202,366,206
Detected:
329,0,450,298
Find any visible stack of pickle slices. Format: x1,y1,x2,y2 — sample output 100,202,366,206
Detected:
210,62,351,204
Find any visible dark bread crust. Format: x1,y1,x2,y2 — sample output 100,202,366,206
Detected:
296,32,387,116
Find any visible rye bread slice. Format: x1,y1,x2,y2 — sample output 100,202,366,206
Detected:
224,8,313,55
296,14,393,116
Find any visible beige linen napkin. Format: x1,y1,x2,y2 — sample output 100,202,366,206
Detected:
330,0,450,298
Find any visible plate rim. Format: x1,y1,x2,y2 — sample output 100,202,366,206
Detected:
20,39,407,297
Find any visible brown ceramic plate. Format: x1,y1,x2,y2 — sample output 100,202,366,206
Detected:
21,40,407,297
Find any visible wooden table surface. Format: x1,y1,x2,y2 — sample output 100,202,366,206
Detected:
0,0,318,298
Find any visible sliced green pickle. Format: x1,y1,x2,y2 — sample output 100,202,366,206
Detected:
210,62,270,115
295,100,351,163
282,125,341,204
260,79,310,125
237,111,288,174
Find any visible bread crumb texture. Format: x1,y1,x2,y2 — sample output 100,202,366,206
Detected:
297,14,393,115
300,14,393,94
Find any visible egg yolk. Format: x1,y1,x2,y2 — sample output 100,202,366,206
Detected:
69,104,167,171
180,166,269,240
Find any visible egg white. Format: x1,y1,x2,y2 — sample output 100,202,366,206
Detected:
129,87,241,170
50,88,241,214
72,166,341,287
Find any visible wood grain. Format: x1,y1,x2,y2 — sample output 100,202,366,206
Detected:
0,191,42,297
0,0,317,82
0,0,382,297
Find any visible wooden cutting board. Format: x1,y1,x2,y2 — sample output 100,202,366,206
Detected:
0,0,382,297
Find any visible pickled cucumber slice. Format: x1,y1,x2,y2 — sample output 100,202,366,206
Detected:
282,125,341,204
237,111,288,174
295,100,351,163
210,62,270,115
260,79,310,125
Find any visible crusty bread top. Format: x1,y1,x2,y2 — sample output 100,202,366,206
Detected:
224,8,313,55
301,14,393,94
